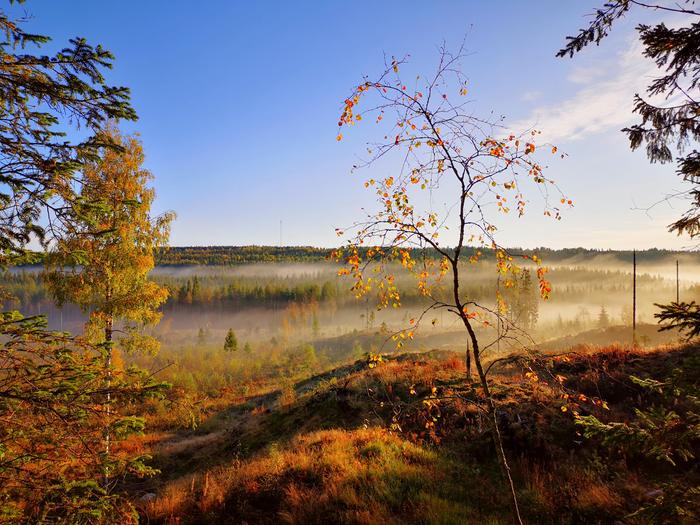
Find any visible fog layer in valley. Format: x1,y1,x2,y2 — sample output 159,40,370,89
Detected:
4,252,697,355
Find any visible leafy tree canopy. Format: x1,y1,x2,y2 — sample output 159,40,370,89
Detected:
44,124,173,354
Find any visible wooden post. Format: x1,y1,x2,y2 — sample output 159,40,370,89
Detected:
632,249,637,345
496,276,500,355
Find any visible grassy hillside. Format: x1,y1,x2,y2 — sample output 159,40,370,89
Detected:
130,344,700,525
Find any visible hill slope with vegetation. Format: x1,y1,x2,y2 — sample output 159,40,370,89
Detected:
133,344,700,525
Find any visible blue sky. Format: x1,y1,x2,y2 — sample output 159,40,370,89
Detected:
17,1,692,249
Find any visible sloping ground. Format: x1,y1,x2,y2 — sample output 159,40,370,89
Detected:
539,323,683,350
136,345,700,525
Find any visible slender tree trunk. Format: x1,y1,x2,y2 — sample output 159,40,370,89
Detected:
103,315,113,488
463,317,523,525
451,260,472,382
449,233,519,521
465,337,471,380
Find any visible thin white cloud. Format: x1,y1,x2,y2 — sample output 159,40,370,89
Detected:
566,64,607,85
510,42,656,144
521,90,542,102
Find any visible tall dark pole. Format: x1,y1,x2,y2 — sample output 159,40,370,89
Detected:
497,276,501,354
633,249,637,345
676,259,680,303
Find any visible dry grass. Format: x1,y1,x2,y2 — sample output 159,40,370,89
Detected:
575,483,624,511
144,427,489,524
134,343,700,525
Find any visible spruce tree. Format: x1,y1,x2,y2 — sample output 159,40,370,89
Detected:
0,1,137,263
224,328,238,352
0,311,167,523
559,1,700,236
560,1,700,336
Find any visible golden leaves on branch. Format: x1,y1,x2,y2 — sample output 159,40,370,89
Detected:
333,60,573,357
536,267,552,300
367,353,383,368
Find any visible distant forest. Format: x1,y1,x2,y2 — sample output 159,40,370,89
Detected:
14,245,700,267
152,246,700,266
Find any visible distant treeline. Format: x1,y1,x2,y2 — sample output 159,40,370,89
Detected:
155,246,331,265
14,245,700,268
154,245,700,266
164,275,340,307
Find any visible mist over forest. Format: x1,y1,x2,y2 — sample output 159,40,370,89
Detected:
5,247,695,360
